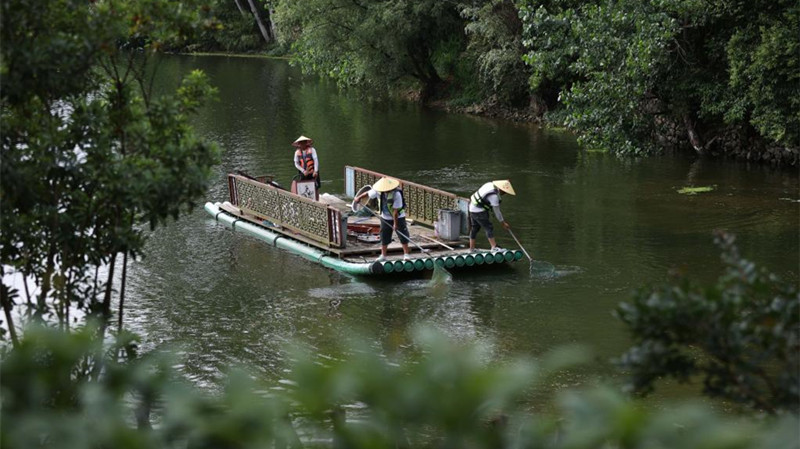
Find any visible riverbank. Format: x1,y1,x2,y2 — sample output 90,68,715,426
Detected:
402,81,800,167
431,96,798,167
178,51,291,60
429,98,541,124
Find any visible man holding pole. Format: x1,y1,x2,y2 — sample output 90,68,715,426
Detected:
353,177,412,262
468,180,515,253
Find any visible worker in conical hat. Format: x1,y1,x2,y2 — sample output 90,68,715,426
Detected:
353,177,411,262
292,135,320,189
468,180,515,253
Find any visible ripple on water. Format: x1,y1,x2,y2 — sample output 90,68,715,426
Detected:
525,267,561,283
307,283,378,299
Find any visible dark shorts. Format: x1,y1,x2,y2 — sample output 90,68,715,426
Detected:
469,210,494,239
380,216,410,246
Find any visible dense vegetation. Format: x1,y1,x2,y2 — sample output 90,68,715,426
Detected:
190,0,282,53
1,1,797,448
1,0,220,343
201,0,799,164
518,0,799,161
3,324,798,449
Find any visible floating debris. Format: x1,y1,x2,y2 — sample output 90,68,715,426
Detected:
677,186,715,195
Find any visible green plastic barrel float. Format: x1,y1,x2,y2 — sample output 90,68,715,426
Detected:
514,250,524,261
493,252,505,263
413,259,425,271
464,255,475,266
403,260,415,272
484,253,494,264
504,251,514,262
455,255,465,267
424,259,434,270
435,257,445,267
382,261,394,273
474,253,484,265
444,257,456,268
393,260,405,272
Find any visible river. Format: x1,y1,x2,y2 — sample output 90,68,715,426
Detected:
125,54,799,407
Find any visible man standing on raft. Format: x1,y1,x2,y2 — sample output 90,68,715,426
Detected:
353,177,412,262
468,180,515,253
291,135,320,189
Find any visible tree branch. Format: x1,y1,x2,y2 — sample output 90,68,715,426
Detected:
1,278,20,348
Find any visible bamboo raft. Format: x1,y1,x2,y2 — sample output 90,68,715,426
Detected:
204,166,525,275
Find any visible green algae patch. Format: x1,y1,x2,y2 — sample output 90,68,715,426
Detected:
677,186,715,195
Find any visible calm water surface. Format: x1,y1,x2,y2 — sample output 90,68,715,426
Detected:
126,55,799,405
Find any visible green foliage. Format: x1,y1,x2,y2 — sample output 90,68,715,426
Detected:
616,231,800,414
1,0,220,336
0,0,105,104
519,0,677,155
274,0,464,96
286,328,551,447
0,325,285,449
460,1,531,106
3,325,797,448
726,3,800,145
2,326,147,448
192,0,269,52
518,0,800,157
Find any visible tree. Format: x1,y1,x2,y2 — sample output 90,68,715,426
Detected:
518,0,799,161
725,2,800,147
0,0,220,343
246,0,276,44
460,0,531,108
191,0,268,52
615,231,800,414
274,0,464,99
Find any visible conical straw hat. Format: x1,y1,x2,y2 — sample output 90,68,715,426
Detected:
292,135,313,147
492,180,515,195
373,177,400,192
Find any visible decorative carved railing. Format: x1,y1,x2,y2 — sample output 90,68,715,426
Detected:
228,174,345,248
344,166,469,234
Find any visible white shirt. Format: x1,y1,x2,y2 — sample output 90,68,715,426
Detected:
469,182,504,221
367,188,406,220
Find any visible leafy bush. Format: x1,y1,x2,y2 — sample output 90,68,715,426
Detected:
616,231,800,414
3,325,797,448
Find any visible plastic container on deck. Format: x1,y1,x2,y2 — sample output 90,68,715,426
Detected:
435,209,461,241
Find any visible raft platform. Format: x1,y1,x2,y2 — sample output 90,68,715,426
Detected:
204,166,525,276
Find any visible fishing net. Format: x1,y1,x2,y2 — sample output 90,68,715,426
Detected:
529,260,556,278
430,262,452,285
